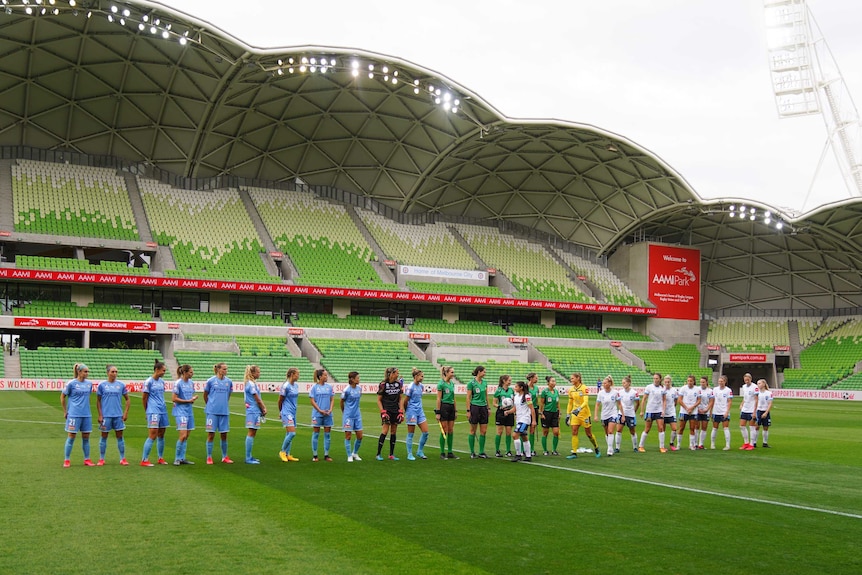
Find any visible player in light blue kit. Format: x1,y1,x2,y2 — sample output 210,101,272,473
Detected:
341,371,363,462
204,362,233,464
403,368,430,461
172,364,198,465
278,367,301,462
96,364,130,466
61,363,95,467
309,368,334,462
141,360,169,466
244,365,268,464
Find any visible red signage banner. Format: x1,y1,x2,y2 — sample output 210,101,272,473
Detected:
409,332,431,340
773,345,790,352
508,336,528,344
269,251,284,259
0,231,11,237
728,353,768,363
288,327,305,337
14,317,156,331
0,268,658,316
610,340,622,347
707,345,720,351
648,244,700,320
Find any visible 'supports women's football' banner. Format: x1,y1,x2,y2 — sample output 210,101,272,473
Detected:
648,244,701,320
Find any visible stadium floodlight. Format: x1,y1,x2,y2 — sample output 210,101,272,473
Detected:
764,0,862,200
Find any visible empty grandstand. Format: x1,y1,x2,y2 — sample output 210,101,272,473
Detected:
12,160,138,240
706,318,790,352
139,180,271,281
312,339,436,383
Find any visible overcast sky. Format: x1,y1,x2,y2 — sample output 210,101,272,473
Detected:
169,0,862,215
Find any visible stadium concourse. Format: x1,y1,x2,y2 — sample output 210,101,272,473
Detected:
0,0,862,400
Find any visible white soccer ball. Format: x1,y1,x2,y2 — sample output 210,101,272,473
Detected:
501,397,514,409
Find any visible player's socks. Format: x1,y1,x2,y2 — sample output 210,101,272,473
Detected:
523,441,531,458
377,433,386,456
206,440,214,458
615,431,622,450
468,434,475,454
312,431,321,456
405,432,414,455
157,437,165,459
495,434,501,452
64,437,74,459
588,434,598,449
245,436,254,460
658,431,666,449
220,439,228,459
439,433,446,453
553,435,559,451
478,434,486,454
176,440,184,461
724,428,731,446
606,434,614,451
143,437,154,461
751,428,759,446
99,437,107,460
639,431,647,448
418,432,428,453
324,432,331,454
281,431,295,453
505,435,512,453
631,434,638,449
117,438,125,459
529,432,536,450
344,438,352,455
514,437,522,456
446,432,454,453
739,427,749,445
389,434,397,456
81,438,90,459
762,430,769,444
670,431,677,446
353,437,362,454
711,428,717,447
571,434,579,452
541,435,548,451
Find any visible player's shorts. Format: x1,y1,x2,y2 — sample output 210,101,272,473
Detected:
312,412,334,428
644,412,663,422
380,408,402,425
99,416,125,432
147,412,169,429
739,412,754,421
621,414,637,429
712,414,729,423
469,404,489,425
571,414,592,428
342,414,363,432
405,408,426,426
495,408,514,427
682,413,697,422
280,411,296,428
206,414,230,433
755,410,771,427
65,416,92,434
663,415,676,424
602,415,620,427
541,411,560,428
696,413,710,422
514,421,530,435
439,402,456,422
176,414,195,431
246,412,263,429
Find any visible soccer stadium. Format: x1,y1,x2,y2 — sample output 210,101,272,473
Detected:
0,2,860,574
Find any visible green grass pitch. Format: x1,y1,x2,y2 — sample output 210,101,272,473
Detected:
1,392,860,574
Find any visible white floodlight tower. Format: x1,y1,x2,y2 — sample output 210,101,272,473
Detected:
764,0,862,199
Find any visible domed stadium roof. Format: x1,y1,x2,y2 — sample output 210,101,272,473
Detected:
0,1,860,311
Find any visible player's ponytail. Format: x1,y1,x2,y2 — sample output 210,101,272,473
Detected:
285,367,299,381
314,368,327,384
499,374,510,387
244,365,258,383
348,371,359,384
472,365,485,377
153,359,165,374
412,367,423,380
384,366,398,383
73,363,88,378
177,364,192,379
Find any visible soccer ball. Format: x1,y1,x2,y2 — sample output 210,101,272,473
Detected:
501,397,514,409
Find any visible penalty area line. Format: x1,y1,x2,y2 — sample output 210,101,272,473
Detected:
526,460,862,520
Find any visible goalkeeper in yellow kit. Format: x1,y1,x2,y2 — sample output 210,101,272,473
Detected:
565,372,600,459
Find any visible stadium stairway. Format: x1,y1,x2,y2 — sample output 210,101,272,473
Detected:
238,188,284,279
544,246,595,300
0,159,14,231
788,320,802,368
3,352,20,379
122,173,154,243
346,206,396,285
447,225,517,295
